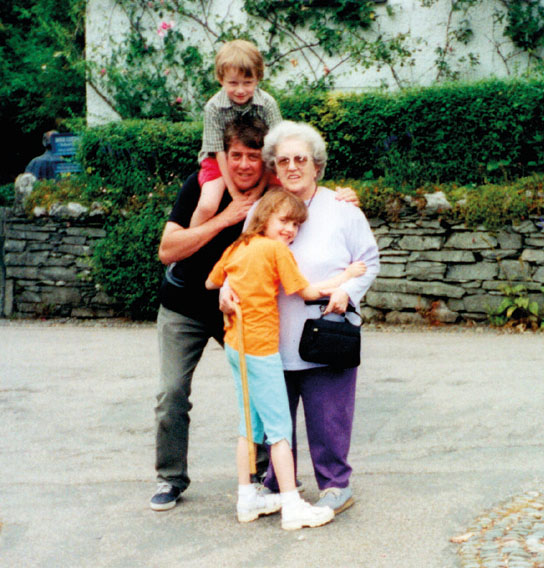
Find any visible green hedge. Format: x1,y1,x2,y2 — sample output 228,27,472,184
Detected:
80,79,544,189
278,78,544,185
79,119,202,189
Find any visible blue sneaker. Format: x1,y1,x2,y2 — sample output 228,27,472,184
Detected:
315,486,354,514
150,482,182,511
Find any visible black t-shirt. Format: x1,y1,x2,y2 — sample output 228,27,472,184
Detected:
159,172,244,325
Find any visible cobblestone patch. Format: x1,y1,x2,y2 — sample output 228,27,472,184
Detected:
455,490,544,567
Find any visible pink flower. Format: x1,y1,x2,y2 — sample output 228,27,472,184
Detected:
175,97,183,104
157,20,174,37
100,68,106,75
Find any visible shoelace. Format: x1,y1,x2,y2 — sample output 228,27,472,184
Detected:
319,487,342,499
156,482,173,494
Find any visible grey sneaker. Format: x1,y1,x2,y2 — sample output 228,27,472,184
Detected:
150,482,182,511
281,499,334,531
237,492,282,523
315,486,354,514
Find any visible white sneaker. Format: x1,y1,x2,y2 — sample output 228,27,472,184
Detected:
237,492,282,523
281,499,335,531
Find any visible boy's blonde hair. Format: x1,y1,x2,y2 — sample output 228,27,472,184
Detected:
232,188,307,250
215,39,264,82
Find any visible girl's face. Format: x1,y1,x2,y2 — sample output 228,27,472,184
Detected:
264,204,300,246
274,138,318,200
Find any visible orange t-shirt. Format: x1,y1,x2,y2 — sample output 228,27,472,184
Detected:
208,235,309,356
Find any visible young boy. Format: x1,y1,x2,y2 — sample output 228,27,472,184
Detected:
191,39,282,227
205,188,366,530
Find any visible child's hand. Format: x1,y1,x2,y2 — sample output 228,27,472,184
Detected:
219,285,240,315
345,261,367,278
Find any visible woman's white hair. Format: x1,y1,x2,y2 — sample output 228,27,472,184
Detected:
262,120,328,180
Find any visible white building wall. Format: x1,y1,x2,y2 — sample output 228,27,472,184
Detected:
86,0,532,126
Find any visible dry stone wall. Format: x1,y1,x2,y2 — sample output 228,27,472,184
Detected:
0,207,119,318
1,207,543,322
365,215,544,325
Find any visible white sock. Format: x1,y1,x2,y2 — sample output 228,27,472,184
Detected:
238,484,256,502
280,490,301,507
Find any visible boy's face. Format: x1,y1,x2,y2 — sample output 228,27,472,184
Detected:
220,68,258,106
265,204,300,246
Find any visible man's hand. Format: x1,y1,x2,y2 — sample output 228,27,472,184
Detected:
323,288,350,315
335,186,360,206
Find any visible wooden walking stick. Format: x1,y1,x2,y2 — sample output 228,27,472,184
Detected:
232,303,257,475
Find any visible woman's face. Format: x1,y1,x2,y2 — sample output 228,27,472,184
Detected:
274,138,318,200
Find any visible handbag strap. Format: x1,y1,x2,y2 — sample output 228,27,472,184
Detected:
304,299,362,326
304,299,358,314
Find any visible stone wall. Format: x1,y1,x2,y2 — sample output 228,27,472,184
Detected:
365,215,544,325
1,207,543,322
0,207,119,318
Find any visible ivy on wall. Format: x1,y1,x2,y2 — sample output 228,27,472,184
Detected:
87,0,544,121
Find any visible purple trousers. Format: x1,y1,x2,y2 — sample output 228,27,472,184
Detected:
264,365,357,492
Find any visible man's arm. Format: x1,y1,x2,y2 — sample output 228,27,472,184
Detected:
158,196,255,265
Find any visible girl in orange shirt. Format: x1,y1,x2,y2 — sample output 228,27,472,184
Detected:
206,188,365,530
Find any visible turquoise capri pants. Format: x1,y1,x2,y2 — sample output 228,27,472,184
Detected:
225,344,292,446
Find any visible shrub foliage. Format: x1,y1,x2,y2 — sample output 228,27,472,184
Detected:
26,78,544,320
92,202,166,320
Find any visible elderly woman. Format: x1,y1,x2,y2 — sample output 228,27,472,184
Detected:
258,120,380,514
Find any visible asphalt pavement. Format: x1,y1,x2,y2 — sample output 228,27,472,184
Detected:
1,319,543,567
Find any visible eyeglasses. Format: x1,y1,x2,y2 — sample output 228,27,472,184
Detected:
274,154,310,169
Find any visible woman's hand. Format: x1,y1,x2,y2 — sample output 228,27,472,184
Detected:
323,288,350,315
335,186,360,206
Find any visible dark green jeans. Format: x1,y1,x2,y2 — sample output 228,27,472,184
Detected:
155,305,224,490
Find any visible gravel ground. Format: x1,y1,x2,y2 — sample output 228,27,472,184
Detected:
1,318,543,567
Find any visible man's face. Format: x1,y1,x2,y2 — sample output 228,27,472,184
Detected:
225,140,264,191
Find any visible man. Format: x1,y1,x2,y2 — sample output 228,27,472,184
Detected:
24,130,59,180
150,116,268,511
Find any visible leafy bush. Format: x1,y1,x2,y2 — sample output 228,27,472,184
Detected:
0,183,14,206
279,79,544,185
450,175,544,231
25,176,101,212
74,79,544,194
323,178,406,219
488,284,544,331
0,1,86,183
91,201,167,320
79,119,202,189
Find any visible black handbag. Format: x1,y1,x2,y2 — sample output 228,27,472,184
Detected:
298,301,362,369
